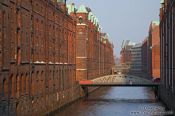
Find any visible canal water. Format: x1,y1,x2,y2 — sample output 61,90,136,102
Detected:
55,87,173,116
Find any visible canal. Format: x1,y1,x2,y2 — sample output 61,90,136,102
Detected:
55,87,173,116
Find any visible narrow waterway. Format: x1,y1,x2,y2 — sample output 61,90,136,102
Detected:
55,87,172,116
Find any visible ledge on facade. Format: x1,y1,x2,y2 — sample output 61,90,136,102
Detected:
2,68,10,71
48,62,54,65
21,61,30,64
33,61,46,65
10,60,16,64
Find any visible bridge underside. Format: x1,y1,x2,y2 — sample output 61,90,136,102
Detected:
79,74,160,97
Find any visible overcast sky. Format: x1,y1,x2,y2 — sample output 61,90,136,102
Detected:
68,0,161,57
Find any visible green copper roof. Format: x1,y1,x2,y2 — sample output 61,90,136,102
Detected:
96,18,99,23
93,17,97,25
88,11,100,27
152,20,160,25
88,12,93,20
160,0,164,4
67,4,76,14
91,14,95,22
96,18,99,26
77,5,88,13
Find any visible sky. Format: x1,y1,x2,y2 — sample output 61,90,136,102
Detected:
67,0,161,57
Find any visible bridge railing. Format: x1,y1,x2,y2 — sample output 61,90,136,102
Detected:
79,74,161,87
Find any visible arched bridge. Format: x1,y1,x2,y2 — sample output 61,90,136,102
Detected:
79,74,161,97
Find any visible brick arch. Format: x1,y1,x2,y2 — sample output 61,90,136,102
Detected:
16,102,19,114
21,73,25,95
9,74,15,97
26,73,29,95
40,71,44,95
36,71,39,96
2,78,8,97
31,72,35,96
55,69,59,91
16,74,20,98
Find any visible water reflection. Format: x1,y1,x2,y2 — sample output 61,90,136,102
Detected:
56,87,170,116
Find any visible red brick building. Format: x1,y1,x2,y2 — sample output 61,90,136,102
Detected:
120,40,134,64
120,40,135,73
75,5,115,81
0,1,115,115
147,21,160,78
0,0,78,115
0,0,114,115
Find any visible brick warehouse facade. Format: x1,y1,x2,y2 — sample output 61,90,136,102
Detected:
0,0,79,115
159,0,175,112
147,21,160,79
74,5,115,81
0,1,115,115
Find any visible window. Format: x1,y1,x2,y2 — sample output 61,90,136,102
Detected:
4,78,9,97
26,74,29,94
79,16,83,23
2,79,6,97
9,75,13,97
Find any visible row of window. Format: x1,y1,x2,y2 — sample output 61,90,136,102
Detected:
1,68,76,98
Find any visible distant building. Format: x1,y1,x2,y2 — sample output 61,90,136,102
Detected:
73,5,115,81
141,38,149,75
120,40,135,73
120,40,135,65
130,43,142,73
148,21,160,78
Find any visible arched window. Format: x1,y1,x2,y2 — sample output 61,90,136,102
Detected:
36,71,39,96
2,79,6,96
2,79,8,97
31,72,35,96
18,74,23,96
79,16,83,24
41,71,44,95
21,74,26,94
26,73,29,94
9,75,14,97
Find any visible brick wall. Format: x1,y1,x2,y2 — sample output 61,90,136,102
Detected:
0,0,77,115
75,11,115,81
148,22,160,78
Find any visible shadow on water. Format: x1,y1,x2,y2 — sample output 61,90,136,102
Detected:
54,87,173,116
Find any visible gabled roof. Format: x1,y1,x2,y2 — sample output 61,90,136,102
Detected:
96,18,99,26
93,17,97,25
88,12,93,20
67,3,76,14
91,14,95,22
77,5,88,13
